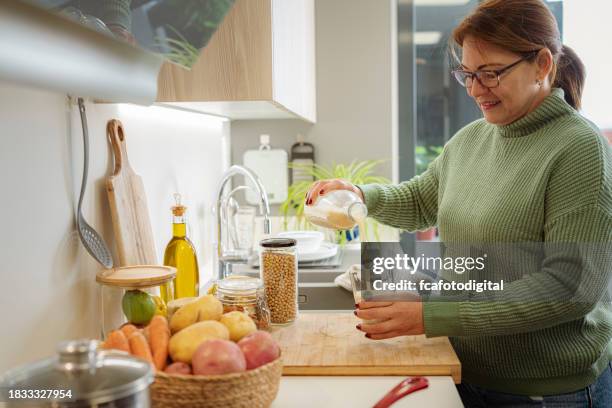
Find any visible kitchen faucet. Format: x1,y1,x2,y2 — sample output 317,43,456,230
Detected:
215,165,271,280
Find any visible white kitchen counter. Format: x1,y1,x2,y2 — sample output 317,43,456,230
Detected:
271,376,463,407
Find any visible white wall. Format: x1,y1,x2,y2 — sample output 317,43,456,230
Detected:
0,81,229,372
564,0,612,130
230,0,397,215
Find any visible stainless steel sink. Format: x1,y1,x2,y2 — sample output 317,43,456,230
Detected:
239,268,355,310
298,282,355,310
235,248,359,311
233,242,439,311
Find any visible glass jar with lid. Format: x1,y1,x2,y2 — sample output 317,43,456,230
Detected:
259,238,298,325
96,266,176,337
216,275,270,330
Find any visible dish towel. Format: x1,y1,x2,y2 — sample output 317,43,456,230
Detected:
334,264,360,292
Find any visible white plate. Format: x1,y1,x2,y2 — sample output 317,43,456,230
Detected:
277,230,324,253
298,242,338,262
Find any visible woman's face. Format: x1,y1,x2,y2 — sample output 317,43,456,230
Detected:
461,36,547,125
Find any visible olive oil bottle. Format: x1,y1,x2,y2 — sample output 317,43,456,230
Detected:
162,194,199,301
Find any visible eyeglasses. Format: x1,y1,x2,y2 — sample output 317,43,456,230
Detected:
451,51,538,89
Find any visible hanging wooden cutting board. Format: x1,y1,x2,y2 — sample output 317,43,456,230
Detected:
106,119,158,266
270,312,461,383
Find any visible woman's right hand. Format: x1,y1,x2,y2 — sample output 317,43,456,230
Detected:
304,179,364,206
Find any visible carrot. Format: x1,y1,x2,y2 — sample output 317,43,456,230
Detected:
120,323,139,339
148,315,170,371
101,330,130,353
142,325,151,342
128,331,154,366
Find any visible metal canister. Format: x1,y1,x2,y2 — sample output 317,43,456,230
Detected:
0,339,154,407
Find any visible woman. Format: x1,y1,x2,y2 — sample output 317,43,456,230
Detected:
306,0,611,406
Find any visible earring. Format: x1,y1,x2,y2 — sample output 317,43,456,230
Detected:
536,79,543,87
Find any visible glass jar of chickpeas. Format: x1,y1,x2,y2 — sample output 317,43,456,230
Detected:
259,238,298,325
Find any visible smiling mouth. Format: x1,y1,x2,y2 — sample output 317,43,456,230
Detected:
479,100,501,111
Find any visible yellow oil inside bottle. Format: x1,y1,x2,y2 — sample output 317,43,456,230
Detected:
161,195,199,302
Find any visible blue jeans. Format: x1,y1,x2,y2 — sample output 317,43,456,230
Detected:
457,362,612,407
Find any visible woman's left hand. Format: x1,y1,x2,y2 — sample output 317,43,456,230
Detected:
355,301,425,340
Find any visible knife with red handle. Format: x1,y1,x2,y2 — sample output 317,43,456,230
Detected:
372,377,429,408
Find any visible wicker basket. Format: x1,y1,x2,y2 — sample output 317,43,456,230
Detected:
151,357,283,408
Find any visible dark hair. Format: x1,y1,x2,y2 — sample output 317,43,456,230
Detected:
451,0,585,110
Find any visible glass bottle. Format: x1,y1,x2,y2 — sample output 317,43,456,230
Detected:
162,194,199,301
304,190,367,230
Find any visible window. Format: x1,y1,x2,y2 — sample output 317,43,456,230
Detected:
563,1,612,140
397,0,565,246
401,0,566,176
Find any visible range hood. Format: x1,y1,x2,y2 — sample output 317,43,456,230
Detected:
0,1,235,104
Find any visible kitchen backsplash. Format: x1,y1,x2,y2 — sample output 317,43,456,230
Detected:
0,81,229,372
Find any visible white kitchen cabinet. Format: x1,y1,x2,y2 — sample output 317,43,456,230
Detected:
157,0,316,123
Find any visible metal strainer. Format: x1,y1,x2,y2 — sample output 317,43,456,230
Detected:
76,98,113,268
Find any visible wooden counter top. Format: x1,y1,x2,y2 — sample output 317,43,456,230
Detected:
270,312,461,383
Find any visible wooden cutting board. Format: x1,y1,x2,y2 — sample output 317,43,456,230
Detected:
270,312,461,383
106,119,158,266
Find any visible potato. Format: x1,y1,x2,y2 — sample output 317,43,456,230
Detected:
167,297,197,322
169,320,229,363
164,362,192,375
238,331,280,370
170,295,223,334
192,339,246,375
220,311,257,342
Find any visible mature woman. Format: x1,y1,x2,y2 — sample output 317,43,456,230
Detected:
306,0,611,406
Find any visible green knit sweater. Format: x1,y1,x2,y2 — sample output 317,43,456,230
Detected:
359,88,612,395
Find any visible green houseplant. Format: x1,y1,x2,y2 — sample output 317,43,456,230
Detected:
415,145,443,175
280,160,391,242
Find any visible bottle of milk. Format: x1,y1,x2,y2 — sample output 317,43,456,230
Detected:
304,190,367,230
